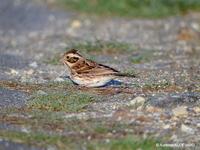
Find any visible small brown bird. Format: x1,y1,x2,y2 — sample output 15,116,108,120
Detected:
61,49,136,87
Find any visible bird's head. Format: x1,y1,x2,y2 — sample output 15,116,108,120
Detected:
61,49,82,67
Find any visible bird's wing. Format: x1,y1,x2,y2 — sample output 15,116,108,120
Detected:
75,60,96,73
75,59,119,76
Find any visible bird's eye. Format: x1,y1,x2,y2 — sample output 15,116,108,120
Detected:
68,57,79,63
66,56,69,59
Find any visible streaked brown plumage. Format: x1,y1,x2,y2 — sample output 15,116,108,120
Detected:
61,49,135,87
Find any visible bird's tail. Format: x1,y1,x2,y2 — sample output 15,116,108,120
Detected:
115,73,138,78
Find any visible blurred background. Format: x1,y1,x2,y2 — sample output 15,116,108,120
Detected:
0,0,200,150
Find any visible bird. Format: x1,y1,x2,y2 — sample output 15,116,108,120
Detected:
61,49,136,87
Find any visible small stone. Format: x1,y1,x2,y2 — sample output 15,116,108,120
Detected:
191,22,200,30
197,123,200,128
71,20,82,28
35,53,44,60
105,139,110,143
29,61,38,68
163,124,171,129
80,130,85,134
21,126,30,133
11,40,17,47
24,69,34,75
171,116,178,121
47,146,57,150
193,107,200,113
136,106,143,111
172,106,188,117
129,96,146,107
181,124,194,134
54,77,65,82
20,76,36,83
146,106,162,113
10,69,19,75
36,90,47,95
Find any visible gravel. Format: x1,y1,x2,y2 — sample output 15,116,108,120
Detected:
0,140,41,150
0,88,28,108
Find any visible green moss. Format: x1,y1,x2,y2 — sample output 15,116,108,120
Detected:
131,55,148,64
45,40,134,65
144,80,171,90
0,130,171,150
109,138,155,150
122,70,138,78
27,92,95,112
87,136,172,150
0,130,74,149
61,0,200,18
131,50,156,64
94,126,110,134
71,40,134,54
0,109,172,150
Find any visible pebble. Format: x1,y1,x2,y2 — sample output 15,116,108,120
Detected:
20,76,32,83
47,146,57,150
172,106,188,117
54,77,65,82
191,22,200,30
163,124,171,129
193,107,200,113
105,139,110,143
71,20,82,29
24,69,34,75
36,90,47,96
129,96,146,107
10,68,19,75
181,124,195,134
171,116,179,121
29,61,38,68
146,106,162,113
21,126,30,133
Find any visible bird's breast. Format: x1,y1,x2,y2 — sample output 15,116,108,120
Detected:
70,75,115,87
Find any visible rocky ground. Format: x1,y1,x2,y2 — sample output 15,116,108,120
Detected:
0,0,200,150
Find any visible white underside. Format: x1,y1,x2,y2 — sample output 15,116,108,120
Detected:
71,76,114,87
64,64,115,87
